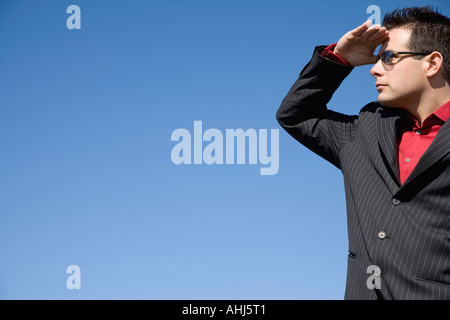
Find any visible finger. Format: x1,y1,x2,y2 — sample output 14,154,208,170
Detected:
361,26,382,39
368,27,388,40
369,30,389,45
374,35,390,47
368,23,382,30
352,20,372,36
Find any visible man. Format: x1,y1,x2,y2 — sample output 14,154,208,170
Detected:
276,6,450,300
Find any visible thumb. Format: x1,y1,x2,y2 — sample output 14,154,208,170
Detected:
367,54,379,65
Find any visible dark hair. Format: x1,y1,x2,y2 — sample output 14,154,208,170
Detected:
383,6,450,84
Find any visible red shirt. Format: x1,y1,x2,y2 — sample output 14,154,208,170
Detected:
321,44,450,184
398,101,450,184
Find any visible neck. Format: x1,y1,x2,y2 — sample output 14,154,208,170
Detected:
406,83,450,127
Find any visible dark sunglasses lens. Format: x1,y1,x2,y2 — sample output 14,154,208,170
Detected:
382,51,393,64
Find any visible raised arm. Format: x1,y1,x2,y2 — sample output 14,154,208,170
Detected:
276,21,388,168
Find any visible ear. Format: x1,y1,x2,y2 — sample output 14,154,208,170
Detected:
424,51,444,78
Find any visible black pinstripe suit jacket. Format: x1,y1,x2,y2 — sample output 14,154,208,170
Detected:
276,46,450,300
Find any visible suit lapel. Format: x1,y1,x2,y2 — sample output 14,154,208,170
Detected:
376,106,409,188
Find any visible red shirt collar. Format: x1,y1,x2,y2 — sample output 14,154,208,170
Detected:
433,100,450,123
407,100,450,129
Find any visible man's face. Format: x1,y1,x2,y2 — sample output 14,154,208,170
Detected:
370,27,427,108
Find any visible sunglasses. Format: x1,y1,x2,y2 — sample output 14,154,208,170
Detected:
376,50,431,66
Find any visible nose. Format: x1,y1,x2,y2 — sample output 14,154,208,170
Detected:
370,59,384,78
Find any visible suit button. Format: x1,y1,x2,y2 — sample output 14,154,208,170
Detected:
377,231,387,240
392,198,401,206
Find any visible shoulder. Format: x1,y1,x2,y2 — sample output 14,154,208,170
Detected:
359,101,383,115
358,101,407,118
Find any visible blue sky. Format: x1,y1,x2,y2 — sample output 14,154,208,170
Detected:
0,0,448,299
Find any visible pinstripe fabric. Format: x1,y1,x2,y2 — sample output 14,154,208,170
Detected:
276,46,450,300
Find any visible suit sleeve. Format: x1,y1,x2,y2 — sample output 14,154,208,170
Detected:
276,45,359,169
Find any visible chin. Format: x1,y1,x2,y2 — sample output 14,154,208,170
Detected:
377,94,403,109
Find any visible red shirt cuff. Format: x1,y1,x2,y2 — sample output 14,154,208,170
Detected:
321,43,352,66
